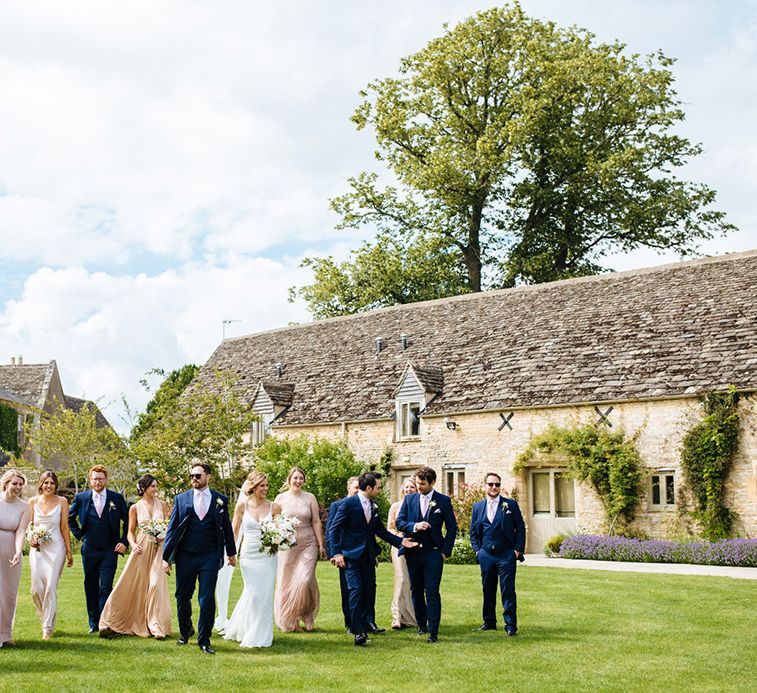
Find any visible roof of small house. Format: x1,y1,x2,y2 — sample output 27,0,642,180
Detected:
63,395,112,430
0,362,56,409
0,389,33,407
199,250,757,425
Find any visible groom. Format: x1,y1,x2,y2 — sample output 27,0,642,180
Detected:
69,464,128,633
163,462,236,654
328,472,417,646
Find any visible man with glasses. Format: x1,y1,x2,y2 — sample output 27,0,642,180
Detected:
469,472,526,636
69,464,128,633
163,462,236,654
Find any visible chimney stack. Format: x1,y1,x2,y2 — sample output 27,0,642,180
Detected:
10,357,15,366
17,355,23,366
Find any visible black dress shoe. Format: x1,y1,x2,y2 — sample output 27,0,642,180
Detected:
506,629,517,637
478,623,497,631
88,627,97,634
427,635,438,643
176,637,189,645
366,623,386,634
417,628,428,635
354,633,367,646
199,644,215,654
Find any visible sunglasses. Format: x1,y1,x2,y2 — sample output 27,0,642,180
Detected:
486,482,501,487
190,473,204,480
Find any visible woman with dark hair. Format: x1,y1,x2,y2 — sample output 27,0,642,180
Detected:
99,474,172,639
28,471,73,639
273,466,326,632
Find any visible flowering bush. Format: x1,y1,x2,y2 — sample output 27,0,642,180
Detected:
446,537,478,565
559,534,757,567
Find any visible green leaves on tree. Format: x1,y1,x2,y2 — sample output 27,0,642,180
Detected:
295,2,733,317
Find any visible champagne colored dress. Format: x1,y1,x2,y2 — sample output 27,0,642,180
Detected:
29,502,66,636
0,497,29,645
224,509,277,647
99,499,172,638
388,500,416,628
274,492,320,631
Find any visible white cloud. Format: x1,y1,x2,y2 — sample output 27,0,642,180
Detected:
0,259,311,432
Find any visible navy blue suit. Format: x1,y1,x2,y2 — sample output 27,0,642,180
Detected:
163,489,236,647
326,498,351,629
328,494,401,636
469,496,526,633
397,490,458,638
69,489,128,630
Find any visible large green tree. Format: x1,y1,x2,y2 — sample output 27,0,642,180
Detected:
294,2,733,315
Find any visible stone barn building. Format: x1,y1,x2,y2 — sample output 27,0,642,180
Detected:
200,251,757,551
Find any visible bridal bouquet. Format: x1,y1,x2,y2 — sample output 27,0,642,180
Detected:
259,514,300,555
138,518,169,543
26,524,53,551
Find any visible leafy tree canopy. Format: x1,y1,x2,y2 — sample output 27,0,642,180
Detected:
293,2,733,316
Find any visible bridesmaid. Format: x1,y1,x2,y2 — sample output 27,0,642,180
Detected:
274,467,326,632
0,469,31,648
28,471,73,639
387,478,418,630
99,474,172,639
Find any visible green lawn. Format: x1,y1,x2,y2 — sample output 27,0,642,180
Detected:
2,560,755,692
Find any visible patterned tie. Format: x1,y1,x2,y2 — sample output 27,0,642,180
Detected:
197,492,207,520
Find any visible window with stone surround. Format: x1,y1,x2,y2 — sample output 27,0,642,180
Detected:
650,471,676,509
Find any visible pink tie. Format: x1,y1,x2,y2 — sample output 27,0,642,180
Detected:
363,499,371,523
95,494,103,517
197,493,207,520
421,494,429,518
487,501,496,524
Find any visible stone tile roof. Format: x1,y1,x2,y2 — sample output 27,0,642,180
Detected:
200,250,757,425
259,382,295,408
0,389,33,407
0,362,54,408
413,365,445,394
64,396,112,430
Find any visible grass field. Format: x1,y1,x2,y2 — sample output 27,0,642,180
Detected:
1,560,755,692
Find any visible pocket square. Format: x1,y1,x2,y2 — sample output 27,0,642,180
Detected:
434,509,441,514
505,509,512,515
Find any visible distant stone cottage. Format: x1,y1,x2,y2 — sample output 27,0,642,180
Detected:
200,250,757,551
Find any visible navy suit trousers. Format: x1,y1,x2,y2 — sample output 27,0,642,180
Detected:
175,551,219,646
338,566,351,629
81,546,118,630
479,548,518,632
344,552,375,636
405,550,444,637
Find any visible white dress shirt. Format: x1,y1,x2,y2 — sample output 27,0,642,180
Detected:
415,490,434,532
194,488,211,519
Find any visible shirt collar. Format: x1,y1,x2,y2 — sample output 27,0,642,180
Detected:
194,488,210,498
358,491,370,504
92,490,105,500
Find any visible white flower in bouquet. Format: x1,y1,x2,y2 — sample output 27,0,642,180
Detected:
259,514,301,555
138,518,169,543
26,524,53,551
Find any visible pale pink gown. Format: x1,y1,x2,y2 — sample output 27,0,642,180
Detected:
0,498,29,645
274,492,320,631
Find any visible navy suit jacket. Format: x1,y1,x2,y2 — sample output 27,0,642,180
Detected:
396,490,458,557
469,496,526,556
328,494,401,560
162,488,237,570
69,489,128,547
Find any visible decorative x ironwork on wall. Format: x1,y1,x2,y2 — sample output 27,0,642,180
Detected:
594,405,614,427
498,411,515,431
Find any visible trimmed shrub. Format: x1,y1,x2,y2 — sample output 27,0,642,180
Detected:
446,537,478,565
559,534,757,567
544,533,571,557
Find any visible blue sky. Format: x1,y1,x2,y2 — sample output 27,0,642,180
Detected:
0,1,755,431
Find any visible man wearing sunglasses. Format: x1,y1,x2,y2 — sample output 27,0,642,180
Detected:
163,462,237,654
469,472,526,636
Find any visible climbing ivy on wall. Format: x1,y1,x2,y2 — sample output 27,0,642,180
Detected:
0,402,20,456
515,424,644,534
680,387,740,541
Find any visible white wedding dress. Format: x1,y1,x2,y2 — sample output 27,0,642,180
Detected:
224,510,277,648
29,503,66,636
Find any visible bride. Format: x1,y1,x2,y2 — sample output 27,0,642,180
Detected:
224,471,281,648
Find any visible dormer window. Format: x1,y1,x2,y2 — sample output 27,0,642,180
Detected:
250,381,294,447
393,363,443,443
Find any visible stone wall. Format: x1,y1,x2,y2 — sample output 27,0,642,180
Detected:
272,394,757,548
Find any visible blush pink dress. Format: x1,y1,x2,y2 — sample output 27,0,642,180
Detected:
273,492,320,631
